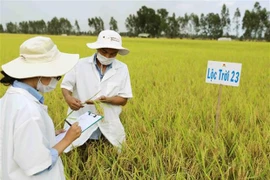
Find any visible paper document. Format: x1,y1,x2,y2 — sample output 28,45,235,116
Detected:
55,111,103,144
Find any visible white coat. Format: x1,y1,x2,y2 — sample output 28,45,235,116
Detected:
61,55,132,152
0,87,65,180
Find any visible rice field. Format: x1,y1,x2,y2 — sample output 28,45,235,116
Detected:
0,34,270,179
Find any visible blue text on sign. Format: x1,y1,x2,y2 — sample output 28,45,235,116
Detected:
206,68,240,83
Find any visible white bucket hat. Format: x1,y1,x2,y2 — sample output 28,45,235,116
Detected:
86,30,129,55
1,36,79,79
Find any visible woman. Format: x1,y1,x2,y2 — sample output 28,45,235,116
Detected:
0,36,81,180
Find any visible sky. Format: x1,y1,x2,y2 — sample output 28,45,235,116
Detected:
0,0,269,35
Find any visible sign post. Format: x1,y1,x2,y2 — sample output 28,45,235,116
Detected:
215,84,222,137
205,61,242,137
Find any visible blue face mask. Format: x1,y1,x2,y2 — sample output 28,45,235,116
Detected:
37,77,58,93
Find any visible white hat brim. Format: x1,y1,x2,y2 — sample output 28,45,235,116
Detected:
2,53,79,79
86,42,129,56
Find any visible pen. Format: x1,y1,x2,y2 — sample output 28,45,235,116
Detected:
65,119,72,126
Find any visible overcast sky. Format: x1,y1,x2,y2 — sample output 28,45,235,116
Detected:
1,0,269,34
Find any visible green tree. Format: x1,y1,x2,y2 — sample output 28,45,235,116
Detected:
125,6,161,37
125,6,170,37
165,13,179,38
19,21,29,34
200,13,208,37
157,8,169,36
178,13,190,37
220,4,230,36
206,13,223,39
109,17,118,32
47,17,60,35
88,17,104,35
0,24,3,33
190,13,200,36
74,20,80,34
256,4,269,39
242,2,269,40
265,24,270,41
125,14,138,36
264,13,270,41
6,22,18,33
233,8,241,37
242,10,254,39
136,6,161,37
59,18,72,34
28,20,46,34
28,21,36,34
37,20,47,34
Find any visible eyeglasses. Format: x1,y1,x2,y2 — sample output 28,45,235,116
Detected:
55,76,62,81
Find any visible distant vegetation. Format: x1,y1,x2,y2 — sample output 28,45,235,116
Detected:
0,2,269,41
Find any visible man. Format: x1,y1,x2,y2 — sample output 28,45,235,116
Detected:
61,30,132,150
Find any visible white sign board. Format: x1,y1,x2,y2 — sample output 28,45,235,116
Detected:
206,61,242,87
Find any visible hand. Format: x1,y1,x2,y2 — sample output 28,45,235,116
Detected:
95,96,128,106
85,96,107,104
97,95,107,102
85,99,94,104
63,122,81,143
66,96,84,110
55,129,66,136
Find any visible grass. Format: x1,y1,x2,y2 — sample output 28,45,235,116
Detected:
1,34,270,179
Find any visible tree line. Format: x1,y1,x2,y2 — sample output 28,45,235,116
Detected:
0,2,269,41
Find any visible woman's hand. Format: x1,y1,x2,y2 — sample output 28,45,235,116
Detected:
55,129,66,136
53,122,82,155
63,122,82,143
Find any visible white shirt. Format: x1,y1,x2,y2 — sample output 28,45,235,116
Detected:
61,55,132,151
0,87,65,180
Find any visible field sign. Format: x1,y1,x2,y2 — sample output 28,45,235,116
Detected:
206,61,242,87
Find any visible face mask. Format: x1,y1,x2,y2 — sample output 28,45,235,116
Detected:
97,53,115,65
37,77,58,93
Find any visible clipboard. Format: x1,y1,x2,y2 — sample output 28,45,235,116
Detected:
55,111,103,144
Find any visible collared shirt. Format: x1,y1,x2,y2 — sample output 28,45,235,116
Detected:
12,80,58,175
13,80,44,104
94,53,113,80
90,54,113,140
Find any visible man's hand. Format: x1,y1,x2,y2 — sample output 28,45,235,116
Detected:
66,96,84,110
85,99,94,105
62,88,84,110
97,95,107,102
85,96,128,106
85,95,107,105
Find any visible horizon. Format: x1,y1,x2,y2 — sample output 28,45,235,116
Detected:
0,0,269,35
